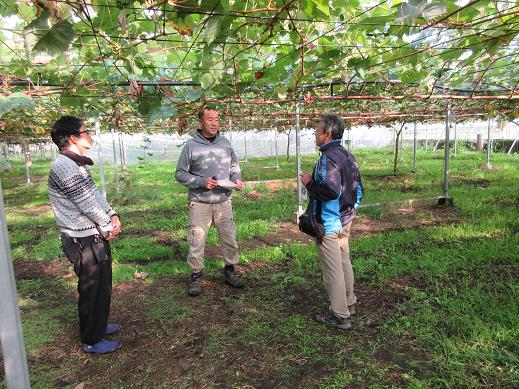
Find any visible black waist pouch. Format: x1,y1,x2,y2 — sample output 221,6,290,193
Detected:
298,212,325,240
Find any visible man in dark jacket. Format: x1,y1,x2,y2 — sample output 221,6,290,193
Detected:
300,114,363,330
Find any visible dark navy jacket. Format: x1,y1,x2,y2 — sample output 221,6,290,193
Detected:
304,140,363,234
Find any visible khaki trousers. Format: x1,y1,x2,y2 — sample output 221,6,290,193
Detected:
316,222,356,319
187,199,239,273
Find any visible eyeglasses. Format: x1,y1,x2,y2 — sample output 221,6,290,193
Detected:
78,130,91,135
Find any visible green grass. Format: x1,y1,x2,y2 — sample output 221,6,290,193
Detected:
2,148,519,387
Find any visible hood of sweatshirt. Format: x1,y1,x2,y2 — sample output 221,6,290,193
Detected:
191,129,224,145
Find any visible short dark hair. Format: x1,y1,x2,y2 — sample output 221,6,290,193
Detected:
321,114,344,140
198,105,218,120
51,116,83,150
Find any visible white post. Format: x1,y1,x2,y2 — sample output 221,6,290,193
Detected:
244,134,248,163
274,129,280,169
442,102,451,202
229,117,233,148
111,128,120,194
95,118,107,199
425,125,428,151
0,182,31,389
412,122,417,172
296,104,303,217
508,136,519,154
453,122,458,157
486,118,492,169
22,139,32,187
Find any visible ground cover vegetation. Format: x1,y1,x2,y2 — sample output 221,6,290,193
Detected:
1,147,518,388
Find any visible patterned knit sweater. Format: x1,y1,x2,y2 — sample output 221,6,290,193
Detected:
48,154,116,238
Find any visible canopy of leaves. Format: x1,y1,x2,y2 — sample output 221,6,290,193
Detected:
0,0,518,136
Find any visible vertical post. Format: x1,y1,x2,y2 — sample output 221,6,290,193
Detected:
425,125,428,151
399,126,404,161
274,129,280,169
412,121,417,172
244,134,248,163
486,118,492,169
229,117,233,148
118,133,125,172
111,128,120,194
296,104,303,217
0,182,31,389
441,101,452,204
453,122,458,157
22,139,32,187
508,136,519,154
95,118,107,199
347,129,351,151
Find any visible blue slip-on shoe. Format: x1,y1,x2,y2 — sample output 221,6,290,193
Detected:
106,323,121,335
82,339,122,354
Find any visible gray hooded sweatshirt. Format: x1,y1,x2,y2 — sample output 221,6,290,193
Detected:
175,130,241,204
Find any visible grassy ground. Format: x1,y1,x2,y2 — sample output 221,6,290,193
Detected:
1,147,519,388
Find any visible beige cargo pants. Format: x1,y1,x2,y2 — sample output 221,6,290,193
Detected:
316,222,357,319
187,199,239,273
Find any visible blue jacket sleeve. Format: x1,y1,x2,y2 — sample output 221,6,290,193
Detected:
354,176,363,209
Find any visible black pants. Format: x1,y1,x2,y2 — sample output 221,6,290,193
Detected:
72,237,112,345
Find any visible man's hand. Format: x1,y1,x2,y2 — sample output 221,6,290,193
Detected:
300,171,312,186
107,215,121,240
203,176,218,190
235,179,245,191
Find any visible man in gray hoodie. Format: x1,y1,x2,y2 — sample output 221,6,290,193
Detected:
175,107,245,296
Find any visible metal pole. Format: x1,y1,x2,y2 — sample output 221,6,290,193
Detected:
413,122,417,172
0,182,31,389
508,136,519,154
229,118,233,148
95,118,107,199
244,134,248,163
453,122,458,157
425,125,428,151
274,129,280,169
22,139,32,187
443,102,451,201
111,128,120,194
296,104,303,215
399,126,404,162
486,118,492,169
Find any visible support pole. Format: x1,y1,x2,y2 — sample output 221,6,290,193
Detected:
453,122,458,157
244,134,248,163
22,139,32,188
111,128,120,194
425,125,428,151
412,122,417,172
486,118,492,169
508,136,519,154
0,182,31,389
294,104,303,222
118,133,125,172
274,129,280,169
439,101,453,206
229,118,233,148
95,118,107,199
